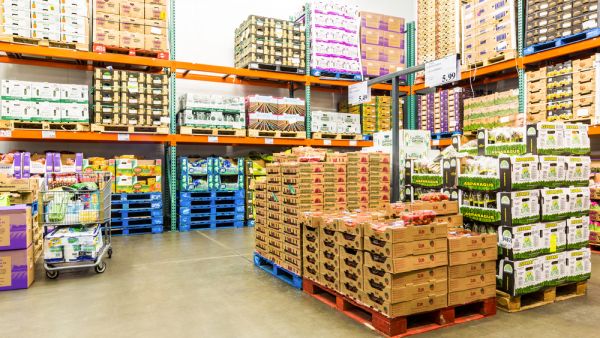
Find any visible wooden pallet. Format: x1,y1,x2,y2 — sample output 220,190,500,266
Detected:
247,129,306,139
303,279,496,337
178,126,246,136
464,50,517,70
0,120,90,131
92,43,169,59
311,132,363,140
0,34,88,51
91,124,169,134
496,281,587,313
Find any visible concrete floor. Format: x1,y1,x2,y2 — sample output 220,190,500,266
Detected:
1,228,599,338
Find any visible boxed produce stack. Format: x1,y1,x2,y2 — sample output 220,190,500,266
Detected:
417,0,460,65
463,89,520,132
93,0,168,53
301,211,320,281
246,95,306,135
0,205,35,291
93,68,169,129
265,163,284,267
0,80,88,123
324,152,347,211
417,88,463,135
319,215,340,291
178,156,211,192
447,230,497,306
178,94,245,130
311,111,361,136
525,0,600,53
212,156,245,191
0,0,89,50
368,153,391,209
341,96,399,135
234,15,305,72
347,152,369,210
461,0,517,68
254,180,268,257
114,156,161,193
361,213,449,317
359,12,405,78
245,154,270,227
526,54,599,124
457,123,592,299
305,1,362,79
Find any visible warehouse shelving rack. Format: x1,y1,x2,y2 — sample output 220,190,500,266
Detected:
2,0,600,228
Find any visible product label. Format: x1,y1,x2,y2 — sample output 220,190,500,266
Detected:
0,215,9,247
0,256,10,287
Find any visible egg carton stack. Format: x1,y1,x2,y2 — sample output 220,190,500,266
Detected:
457,123,592,303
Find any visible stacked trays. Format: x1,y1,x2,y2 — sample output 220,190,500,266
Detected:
111,193,164,235
179,190,245,231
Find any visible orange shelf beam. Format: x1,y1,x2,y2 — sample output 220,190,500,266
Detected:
0,130,169,143
430,138,452,147
172,134,372,147
523,37,600,65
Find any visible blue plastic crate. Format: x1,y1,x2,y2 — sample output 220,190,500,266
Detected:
179,191,213,200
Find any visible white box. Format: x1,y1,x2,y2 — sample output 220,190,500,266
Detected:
565,248,592,282
30,0,60,14
60,103,89,122
60,3,88,17
30,11,59,24
541,221,567,253
30,82,60,101
569,187,590,215
1,80,31,99
60,32,87,43
0,8,31,21
60,84,88,103
541,252,567,286
60,13,87,27
32,28,60,40
33,101,60,121
1,100,34,120
1,0,31,11
565,157,591,184
566,216,590,249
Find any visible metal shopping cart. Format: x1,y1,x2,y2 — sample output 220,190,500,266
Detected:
39,172,113,279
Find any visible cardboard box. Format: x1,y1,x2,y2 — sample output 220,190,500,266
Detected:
0,205,32,251
448,261,496,278
0,245,34,291
95,0,120,15
448,285,495,306
364,275,447,303
120,16,144,34
364,221,447,243
144,4,166,20
336,231,363,250
120,2,144,19
361,292,447,318
449,247,497,266
364,250,447,273
364,237,447,258
448,272,495,292
120,31,144,49
340,278,362,299
448,233,497,252
94,28,119,47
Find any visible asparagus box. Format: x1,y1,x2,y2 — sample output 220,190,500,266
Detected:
497,257,544,296
566,216,590,250
460,190,541,226
565,248,592,282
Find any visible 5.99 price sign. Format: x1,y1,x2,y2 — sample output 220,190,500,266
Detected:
425,54,461,87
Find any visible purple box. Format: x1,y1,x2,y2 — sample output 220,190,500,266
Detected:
53,152,84,173
0,245,34,291
0,205,32,251
12,152,22,179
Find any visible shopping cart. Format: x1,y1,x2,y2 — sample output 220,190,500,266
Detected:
39,172,113,279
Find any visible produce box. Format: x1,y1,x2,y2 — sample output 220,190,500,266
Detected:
0,245,34,291
364,250,448,273
566,216,590,250
460,189,541,226
497,257,544,296
0,205,32,251
404,158,457,189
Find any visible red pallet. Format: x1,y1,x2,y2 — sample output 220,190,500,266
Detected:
92,43,169,59
303,279,496,337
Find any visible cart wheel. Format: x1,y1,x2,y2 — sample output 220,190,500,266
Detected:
107,248,113,259
46,270,59,279
95,261,107,274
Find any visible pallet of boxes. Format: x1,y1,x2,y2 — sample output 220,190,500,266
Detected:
93,0,169,57
178,94,246,136
0,0,89,50
92,68,169,133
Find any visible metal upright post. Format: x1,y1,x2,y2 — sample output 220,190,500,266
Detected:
517,0,526,117
391,76,400,202
169,0,177,231
304,3,311,139
406,21,417,129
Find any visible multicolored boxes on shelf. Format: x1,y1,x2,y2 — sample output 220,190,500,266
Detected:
179,156,244,192
463,89,520,132
178,94,245,130
359,11,406,78
418,0,461,65
417,88,463,135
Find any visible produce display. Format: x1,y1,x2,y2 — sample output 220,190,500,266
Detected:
527,54,598,124
234,15,305,71
417,88,463,135
417,0,460,65
178,94,245,130
463,89,520,132
93,0,169,53
0,80,88,123
340,96,398,135
311,111,361,135
359,11,406,78
246,95,306,133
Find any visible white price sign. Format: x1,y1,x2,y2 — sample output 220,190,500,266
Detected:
264,138,274,144
118,133,130,141
0,130,11,137
208,136,219,143
42,130,56,139
425,54,460,87
323,139,332,146
349,140,357,146
348,81,371,105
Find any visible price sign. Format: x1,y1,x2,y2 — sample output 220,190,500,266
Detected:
264,138,274,144
323,139,332,146
0,130,12,137
349,140,358,146
208,136,219,143
348,81,371,105
425,54,461,87
42,130,56,139
118,133,130,141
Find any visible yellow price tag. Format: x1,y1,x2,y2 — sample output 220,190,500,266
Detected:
549,234,557,253
160,11,166,20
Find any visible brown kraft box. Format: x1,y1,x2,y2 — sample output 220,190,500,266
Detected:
364,221,447,243
448,285,496,306
448,233,497,252
335,231,363,249
360,292,448,318
364,276,448,303
448,261,496,278
449,247,498,266
364,251,448,273
340,278,362,299
364,265,448,287
448,273,496,292
364,237,448,258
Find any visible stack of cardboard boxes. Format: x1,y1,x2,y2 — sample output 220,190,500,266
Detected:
417,88,463,135
368,153,391,209
347,152,369,210
93,68,169,128
311,111,361,136
359,12,406,78
527,54,598,124
463,89,520,132
417,0,460,65
340,96,398,135
461,0,517,68
447,230,497,306
234,15,305,71
323,153,347,212
253,180,268,258
0,0,89,49
94,0,168,53
0,204,35,291
246,95,306,135
178,94,246,130
114,157,161,193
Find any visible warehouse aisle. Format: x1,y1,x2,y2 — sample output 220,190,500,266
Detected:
1,228,599,338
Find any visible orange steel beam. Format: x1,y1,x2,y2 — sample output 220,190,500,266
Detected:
174,61,306,83
0,130,169,143
0,42,172,68
172,134,371,147
0,55,95,71
588,125,600,136
430,138,452,147
523,37,600,65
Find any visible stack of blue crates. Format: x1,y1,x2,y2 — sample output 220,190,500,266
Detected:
179,156,246,231
111,192,164,235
